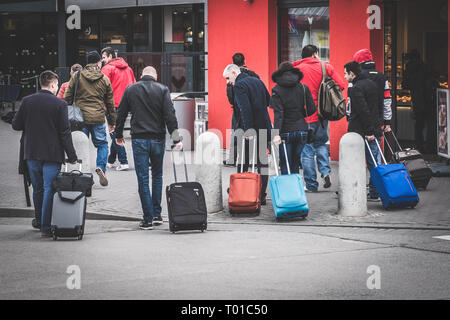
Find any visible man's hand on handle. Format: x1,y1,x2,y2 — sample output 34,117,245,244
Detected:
173,142,183,151
116,138,125,147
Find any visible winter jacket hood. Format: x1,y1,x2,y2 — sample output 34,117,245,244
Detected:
107,58,130,69
272,63,304,87
82,64,104,82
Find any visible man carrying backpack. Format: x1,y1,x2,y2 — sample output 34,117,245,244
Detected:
293,45,346,192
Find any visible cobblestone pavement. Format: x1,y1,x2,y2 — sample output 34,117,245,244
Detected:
1,115,449,229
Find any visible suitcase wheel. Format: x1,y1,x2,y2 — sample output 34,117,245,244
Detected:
77,235,83,240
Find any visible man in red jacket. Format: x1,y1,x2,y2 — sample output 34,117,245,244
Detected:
101,47,136,171
293,45,346,192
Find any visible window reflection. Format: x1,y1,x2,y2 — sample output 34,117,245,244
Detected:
280,7,330,63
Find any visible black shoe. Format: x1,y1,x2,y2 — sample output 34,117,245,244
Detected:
261,198,267,206
32,219,41,230
139,221,153,230
323,175,331,189
152,216,163,226
367,194,380,202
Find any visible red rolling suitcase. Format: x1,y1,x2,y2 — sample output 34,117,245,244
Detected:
228,137,262,214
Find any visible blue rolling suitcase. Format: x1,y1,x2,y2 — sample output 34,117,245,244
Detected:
366,139,419,210
269,142,309,220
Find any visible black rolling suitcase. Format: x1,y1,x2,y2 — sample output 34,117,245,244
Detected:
51,160,93,240
384,132,432,190
166,149,207,233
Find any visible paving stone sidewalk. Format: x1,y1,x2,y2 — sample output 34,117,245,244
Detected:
1,116,449,229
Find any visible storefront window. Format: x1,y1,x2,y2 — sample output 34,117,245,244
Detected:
279,7,330,63
101,10,128,53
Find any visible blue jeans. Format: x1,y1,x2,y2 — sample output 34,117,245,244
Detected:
82,124,108,172
279,130,308,175
108,131,128,165
365,137,381,198
132,139,165,223
301,121,331,191
27,160,61,232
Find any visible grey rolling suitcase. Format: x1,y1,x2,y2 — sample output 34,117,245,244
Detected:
51,191,87,240
51,161,89,241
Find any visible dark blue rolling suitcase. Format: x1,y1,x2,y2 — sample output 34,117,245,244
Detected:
366,139,419,210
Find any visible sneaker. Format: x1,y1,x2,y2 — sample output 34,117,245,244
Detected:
32,219,41,230
152,216,163,226
95,168,108,186
106,163,115,169
116,164,129,171
323,175,332,189
367,194,380,202
41,231,53,238
139,221,153,230
305,188,318,193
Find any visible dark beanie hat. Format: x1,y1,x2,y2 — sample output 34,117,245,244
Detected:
86,51,101,64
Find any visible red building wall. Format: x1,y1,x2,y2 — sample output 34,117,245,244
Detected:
208,0,277,148
328,0,372,160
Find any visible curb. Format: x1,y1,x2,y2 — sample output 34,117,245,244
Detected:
0,207,141,222
1,207,450,231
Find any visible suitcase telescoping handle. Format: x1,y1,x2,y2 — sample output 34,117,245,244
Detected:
270,141,291,176
238,135,257,173
64,159,83,173
388,130,403,151
382,132,395,156
170,146,188,183
364,138,387,168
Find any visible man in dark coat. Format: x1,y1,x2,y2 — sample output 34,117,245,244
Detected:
344,61,380,201
225,53,260,166
12,70,78,236
223,64,272,204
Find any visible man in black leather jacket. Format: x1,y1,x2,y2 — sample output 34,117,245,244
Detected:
115,66,182,230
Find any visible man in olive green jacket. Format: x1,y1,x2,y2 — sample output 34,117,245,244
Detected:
64,51,116,186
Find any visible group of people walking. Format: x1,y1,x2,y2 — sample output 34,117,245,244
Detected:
12,43,393,236
223,46,392,206
13,48,182,235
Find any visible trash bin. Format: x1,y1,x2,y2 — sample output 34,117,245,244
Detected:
166,93,196,151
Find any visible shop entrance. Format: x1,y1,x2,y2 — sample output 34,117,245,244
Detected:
384,0,448,156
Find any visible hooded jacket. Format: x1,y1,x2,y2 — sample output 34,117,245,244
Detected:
353,49,392,127
102,58,136,108
270,63,316,134
64,63,116,125
347,73,379,137
292,57,346,123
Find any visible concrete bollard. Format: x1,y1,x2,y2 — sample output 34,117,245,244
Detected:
194,132,223,213
71,131,91,173
338,133,367,217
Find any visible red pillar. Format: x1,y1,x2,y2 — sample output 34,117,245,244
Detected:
208,0,277,148
329,0,371,160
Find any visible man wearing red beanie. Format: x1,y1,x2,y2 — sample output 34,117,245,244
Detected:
353,49,393,135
